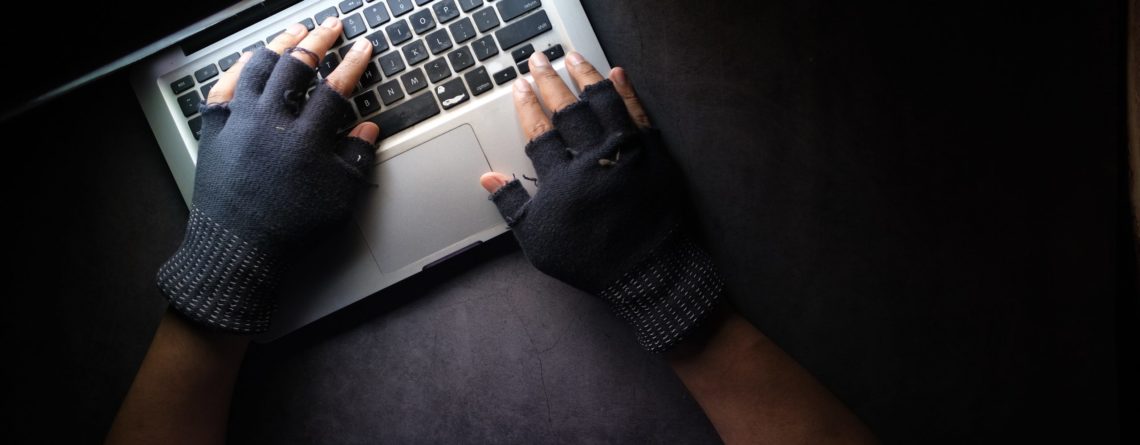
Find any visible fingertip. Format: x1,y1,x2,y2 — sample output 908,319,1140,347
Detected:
479,172,512,193
349,122,380,144
611,67,629,87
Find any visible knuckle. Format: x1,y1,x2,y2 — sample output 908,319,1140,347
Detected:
324,75,350,94
575,63,600,77
530,121,552,136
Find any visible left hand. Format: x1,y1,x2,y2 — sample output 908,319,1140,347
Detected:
157,18,381,334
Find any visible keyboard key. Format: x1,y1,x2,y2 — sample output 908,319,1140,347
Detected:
415,0,433,5
266,29,286,42
218,52,241,71
354,90,381,115
433,0,460,23
401,68,429,94
177,92,202,117
170,75,194,94
493,66,517,85
370,91,441,138
343,13,368,39
377,80,405,105
498,0,541,22
410,9,435,34
386,20,412,45
365,30,390,55
188,115,203,140
542,43,565,61
363,4,390,28
449,17,477,43
472,7,500,33
387,0,414,17
435,77,470,110
471,35,499,61
458,0,483,12
379,51,406,76
425,59,452,83
465,66,493,96
511,43,534,62
200,80,218,99
315,7,339,25
194,64,219,83
517,60,529,74
244,41,266,54
300,18,316,31
403,40,429,65
496,10,551,50
319,52,341,78
446,47,475,72
426,29,453,54
338,43,356,58
340,0,364,14
360,61,382,86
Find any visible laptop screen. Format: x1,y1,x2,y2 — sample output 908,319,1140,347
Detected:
0,0,240,115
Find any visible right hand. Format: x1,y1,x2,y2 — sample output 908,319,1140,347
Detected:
478,51,724,353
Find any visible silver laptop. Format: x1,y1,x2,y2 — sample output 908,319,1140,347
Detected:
131,0,611,340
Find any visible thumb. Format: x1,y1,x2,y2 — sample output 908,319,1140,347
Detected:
479,172,513,193
335,122,379,173
480,172,531,226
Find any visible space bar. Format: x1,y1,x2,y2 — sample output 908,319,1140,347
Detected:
370,94,441,139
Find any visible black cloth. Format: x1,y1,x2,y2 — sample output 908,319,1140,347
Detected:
490,81,724,352
157,48,376,334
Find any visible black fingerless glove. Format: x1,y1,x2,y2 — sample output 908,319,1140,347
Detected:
156,48,375,334
490,80,724,352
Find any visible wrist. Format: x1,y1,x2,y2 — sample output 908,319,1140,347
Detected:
156,206,286,334
599,233,726,352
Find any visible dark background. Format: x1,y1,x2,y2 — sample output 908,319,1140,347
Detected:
1,0,1134,443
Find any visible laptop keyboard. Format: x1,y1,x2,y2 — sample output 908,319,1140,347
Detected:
172,0,561,141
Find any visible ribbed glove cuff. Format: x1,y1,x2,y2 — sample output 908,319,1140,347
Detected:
599,235,725,353
156,206,284,334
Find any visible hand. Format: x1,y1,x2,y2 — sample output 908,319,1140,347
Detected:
479,51,724,352
156,17,379,334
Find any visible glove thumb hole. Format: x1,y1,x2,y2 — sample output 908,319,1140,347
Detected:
488,178,532,227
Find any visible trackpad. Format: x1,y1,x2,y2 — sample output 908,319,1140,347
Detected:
357,124,504,273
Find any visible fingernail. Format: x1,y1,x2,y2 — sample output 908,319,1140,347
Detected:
566,52,585,66
352,123,380,144
285,23,306,36
321,16,340,28
487,174,508,190
530,51,550,69
612,68,628,86
513,79,532,95
351,38,370,53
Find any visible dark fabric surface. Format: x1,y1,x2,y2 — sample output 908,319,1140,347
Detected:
0,0,1132,443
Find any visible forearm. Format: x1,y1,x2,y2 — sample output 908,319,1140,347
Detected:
668,307,877,444
106,309,249,445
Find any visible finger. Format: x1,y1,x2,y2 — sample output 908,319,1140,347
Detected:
207,51,253,105
479,172,513,194
337,122,380,170
265,23,308,54
514,79,553,140
610,68,651,128
323,39,373,97
528,51,577,112
348,121,380,145
564,52,606,92
291,17,343,67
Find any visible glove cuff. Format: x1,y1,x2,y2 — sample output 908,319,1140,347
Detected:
156,206,284,334
599,234,726,353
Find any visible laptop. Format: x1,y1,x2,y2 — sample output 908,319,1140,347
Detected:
130,0,612,340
